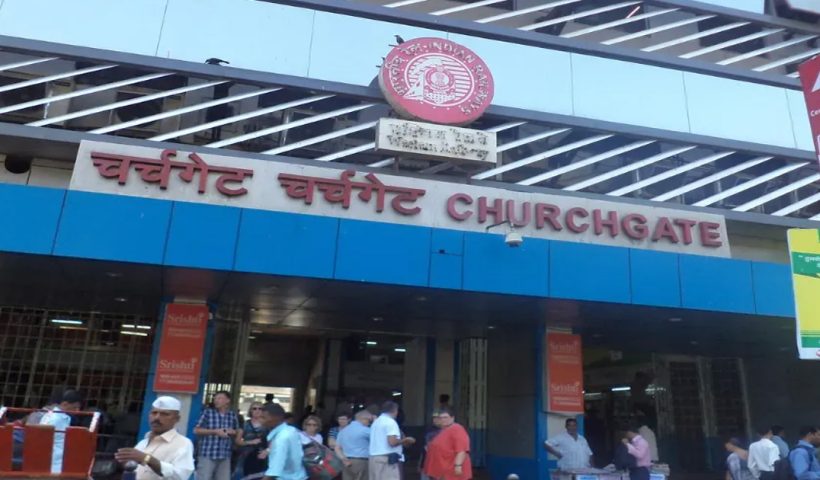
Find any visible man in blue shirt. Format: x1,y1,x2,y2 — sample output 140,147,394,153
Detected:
335,410,374,480
790,426,820,480
261,403,306,480
771,426,789,459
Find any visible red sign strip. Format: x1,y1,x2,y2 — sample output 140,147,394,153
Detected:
798,55,820,168
153,303,209,394
546,332,584,414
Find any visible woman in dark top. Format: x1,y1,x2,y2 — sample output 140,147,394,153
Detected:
233,402,270,480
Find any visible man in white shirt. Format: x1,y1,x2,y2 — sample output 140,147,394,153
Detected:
40,390,83,474
545,418,593,471
368,401,415,480
748,427,780,480
115,396,195,480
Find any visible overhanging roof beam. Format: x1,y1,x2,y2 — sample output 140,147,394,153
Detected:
717,34,816,66
263,121,378,155
316,142,375,162
206,103,377,148
679,28,784,59
477,0,582,24
753,47,820,72
497,128,570,153
384,0,428,7
473,134,612,180
733,173,820,212
692,162,806,207
772,192,820,217
602,15,715,46
518,140,655,186
432,0,507,16
564,145,696,192
28,80,227,127
520,1,641,32
0,64,114,94
0,57,58,73
101,87,289,135
651,156,772,202
0,72,172,116
607,150,735,196
642,22,750,52
563,8,679,39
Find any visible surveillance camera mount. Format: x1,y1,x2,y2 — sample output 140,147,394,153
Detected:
485,219,512,232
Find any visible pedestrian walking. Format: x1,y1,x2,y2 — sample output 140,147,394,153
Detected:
423,407,472,480
789,426,820,480
234,402,269,480
259,403,307,480
725,437,754,480
114,396,195,480
368,401,415,480
623,423,651,480
328,412,351,449
748,427,779,480
335,410,373,480
771,426,789,460
419,411,443,480
300,415,323,446
194,391,240,480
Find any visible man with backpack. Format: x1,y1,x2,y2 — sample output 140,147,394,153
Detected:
788,426,820,480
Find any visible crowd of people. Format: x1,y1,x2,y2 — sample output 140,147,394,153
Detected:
544,418,656,480
10,389,474,480
544,415,820,480
725,425,820,480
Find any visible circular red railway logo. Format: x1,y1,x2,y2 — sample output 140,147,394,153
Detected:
379,37,495,126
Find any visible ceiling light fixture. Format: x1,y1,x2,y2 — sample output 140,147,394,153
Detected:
114,297,128,303
611,386,631,392
59,326,88,331
51,319,83,325
394,348,406,353
120,331,148,337
668,317,683,323
122,324,151,330
366,341,378,346
372,316,384,322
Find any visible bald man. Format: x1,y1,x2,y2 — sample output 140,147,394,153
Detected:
115,396,195,480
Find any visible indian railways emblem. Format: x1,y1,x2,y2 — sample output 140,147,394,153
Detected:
379,37,495,126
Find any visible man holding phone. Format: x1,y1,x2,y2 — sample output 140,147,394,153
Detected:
194,391,239,480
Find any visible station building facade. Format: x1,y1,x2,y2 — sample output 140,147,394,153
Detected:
0,0,819,478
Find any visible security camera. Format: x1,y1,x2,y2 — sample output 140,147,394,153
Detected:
505,231,523,247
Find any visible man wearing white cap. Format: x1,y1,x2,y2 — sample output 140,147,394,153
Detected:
115,396,195,480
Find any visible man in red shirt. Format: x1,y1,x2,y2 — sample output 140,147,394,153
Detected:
423,407,472,480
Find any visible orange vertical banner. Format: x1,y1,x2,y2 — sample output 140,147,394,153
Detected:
546,332,584,414
153,303,209,393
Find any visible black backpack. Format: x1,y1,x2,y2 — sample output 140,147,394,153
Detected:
773,445,816,480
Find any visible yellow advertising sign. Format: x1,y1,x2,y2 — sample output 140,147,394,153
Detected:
788,229,820,359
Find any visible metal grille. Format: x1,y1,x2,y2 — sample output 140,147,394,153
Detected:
668,360,707,472
0,306,155,413
0,39,818,221
458,338,487,467
352,0,820,80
